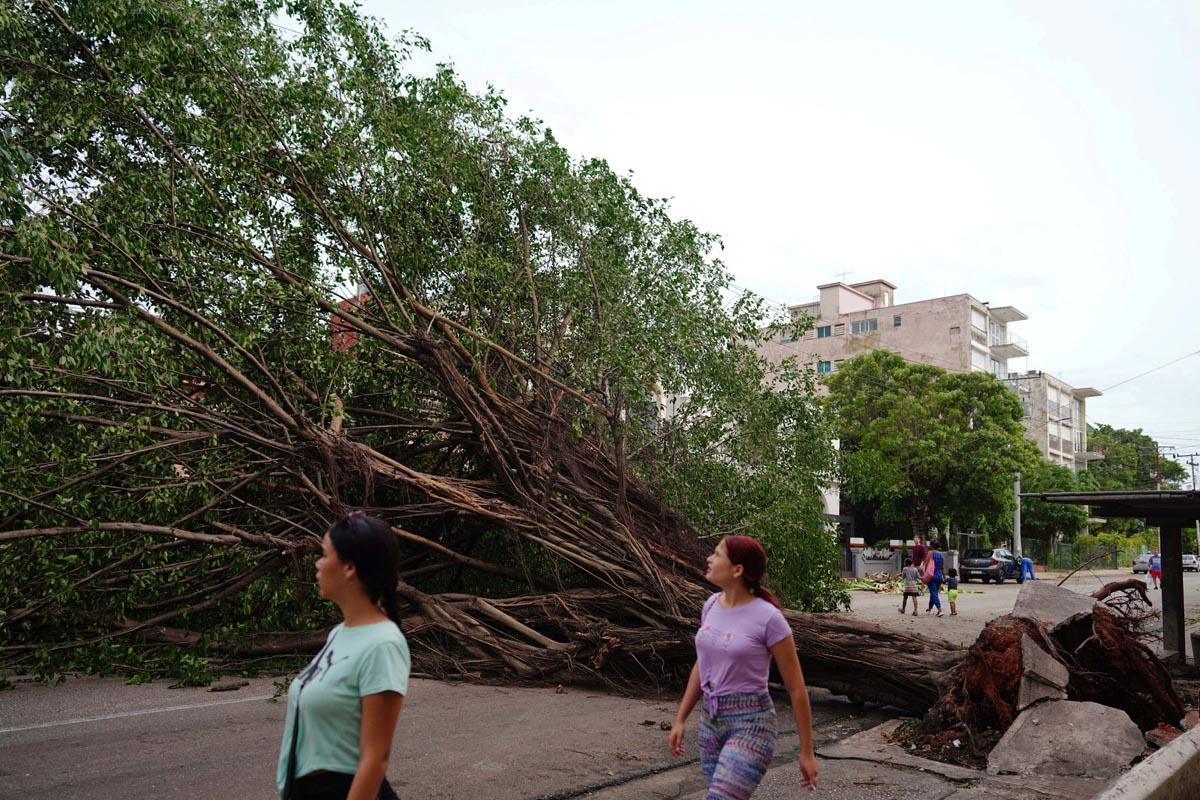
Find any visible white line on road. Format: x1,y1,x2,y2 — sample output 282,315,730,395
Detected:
0,693,276,734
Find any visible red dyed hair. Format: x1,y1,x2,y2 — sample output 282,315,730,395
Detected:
721,535,781,609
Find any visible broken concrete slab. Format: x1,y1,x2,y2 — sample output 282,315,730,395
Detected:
817,719,981,781
1020,633,1069,688
1012,581,1098,630
987,700,1143,778
1016,633,1070,711
1017,676,1067,711
815,719,1111,800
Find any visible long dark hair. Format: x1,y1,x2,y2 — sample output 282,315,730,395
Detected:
327,511,402,628
722,535,782,609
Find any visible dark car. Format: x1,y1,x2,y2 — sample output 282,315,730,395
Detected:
960,548,1020,584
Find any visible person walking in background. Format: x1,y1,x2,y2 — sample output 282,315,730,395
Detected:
669,535,819,797
277,511,410,800
1149,552,1162,590
898,559,920,617
911,535,928,573
1020,554,1036,582
924,540,945,618
945,568,960,616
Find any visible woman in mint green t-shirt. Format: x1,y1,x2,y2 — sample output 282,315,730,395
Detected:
277,512,411,800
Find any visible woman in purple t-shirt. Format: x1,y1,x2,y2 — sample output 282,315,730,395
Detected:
668,536,818,797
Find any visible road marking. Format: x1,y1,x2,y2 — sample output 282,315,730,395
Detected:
0,693,276,734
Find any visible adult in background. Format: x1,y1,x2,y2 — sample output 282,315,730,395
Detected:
911,535,928,573
668,536,819,797
1149,552,1162,590
277,511,410,800
924,539,945,618
1020,553,1037,582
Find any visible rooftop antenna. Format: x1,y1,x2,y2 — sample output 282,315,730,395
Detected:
836,270,853,283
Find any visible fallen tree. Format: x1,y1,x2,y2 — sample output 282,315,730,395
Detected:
0,4,1179,731
1,0,861,697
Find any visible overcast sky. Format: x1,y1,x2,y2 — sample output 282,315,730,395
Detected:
364,0,1200,476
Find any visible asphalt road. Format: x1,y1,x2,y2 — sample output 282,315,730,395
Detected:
841,569,1200,647
4,570,1192,800
0,674,885,800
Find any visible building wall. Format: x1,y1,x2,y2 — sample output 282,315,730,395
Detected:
759,293,1008,380
1003,370,1097,471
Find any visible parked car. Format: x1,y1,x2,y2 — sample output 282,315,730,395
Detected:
1183,554,1199,572
1132,554,1150,574
960,548,1020,584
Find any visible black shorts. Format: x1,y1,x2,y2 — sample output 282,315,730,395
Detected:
290,773,399,800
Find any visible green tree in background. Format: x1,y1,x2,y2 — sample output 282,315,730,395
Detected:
1086,424,1188,490
1019,456,1088,558
826,350,1030,540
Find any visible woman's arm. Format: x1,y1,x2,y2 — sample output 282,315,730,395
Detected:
668,662,701,757
770,638,818,790
347,691,405,800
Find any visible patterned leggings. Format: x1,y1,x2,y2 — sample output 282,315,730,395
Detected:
699,692,778,800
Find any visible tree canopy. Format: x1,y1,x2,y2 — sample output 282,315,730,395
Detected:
1085,424,1188,491
0,0,842,682
825,350,1032,539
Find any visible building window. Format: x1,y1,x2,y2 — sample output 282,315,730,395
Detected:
817,360,832,374
850,318,878,335
893,315,901,327
991,358,1002,377
816,325,832,338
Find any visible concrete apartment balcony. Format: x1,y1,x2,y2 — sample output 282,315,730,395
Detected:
1074,445,1105,463
988,305,1028,323
990,332,1029,359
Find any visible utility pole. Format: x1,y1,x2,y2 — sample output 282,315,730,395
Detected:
1183,452,1200,556
1013,471,1022,555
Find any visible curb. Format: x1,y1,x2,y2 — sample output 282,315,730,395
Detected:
1091,726,1200,800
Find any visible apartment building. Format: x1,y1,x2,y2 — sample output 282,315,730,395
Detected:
758,279,1029,379
1002,370,1103,471
758,279,1101,470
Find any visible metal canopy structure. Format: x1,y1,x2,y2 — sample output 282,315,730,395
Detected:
1021,490,1200,657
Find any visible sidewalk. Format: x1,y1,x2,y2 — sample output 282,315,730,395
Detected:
586,719,1110,800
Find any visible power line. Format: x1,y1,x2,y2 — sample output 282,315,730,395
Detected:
1099,349,1200,393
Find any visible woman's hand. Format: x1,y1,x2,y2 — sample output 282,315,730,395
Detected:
667,721,686,757
798,751,819,790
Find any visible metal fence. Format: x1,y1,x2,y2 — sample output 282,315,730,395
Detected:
1021,540,1141,573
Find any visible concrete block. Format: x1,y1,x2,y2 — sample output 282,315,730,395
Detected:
1020,633,1069,689
987,700,1143,778
1016,676,1066,711
1011,581,1097,630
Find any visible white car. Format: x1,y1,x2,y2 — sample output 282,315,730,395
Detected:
1183,554,1199,572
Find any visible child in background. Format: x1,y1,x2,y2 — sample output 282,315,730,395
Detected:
898,559,920,617
946,568,960,617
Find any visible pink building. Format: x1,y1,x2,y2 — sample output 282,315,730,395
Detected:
758,279,1100,470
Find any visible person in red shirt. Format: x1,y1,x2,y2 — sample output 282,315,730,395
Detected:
911,535,928,573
